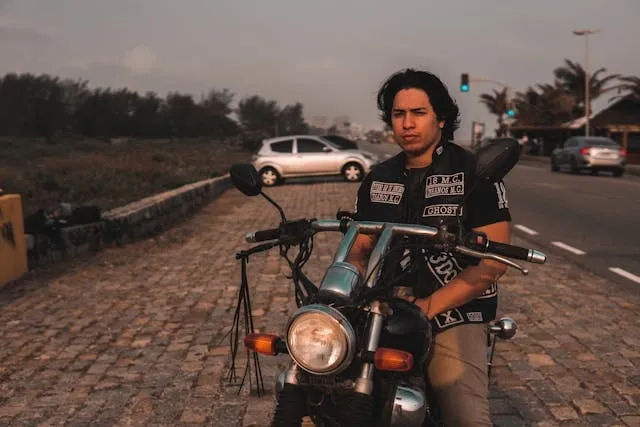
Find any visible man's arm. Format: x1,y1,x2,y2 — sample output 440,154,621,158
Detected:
347,234,376,277
415,220,510,319
413,178,512,319
347,174,376,276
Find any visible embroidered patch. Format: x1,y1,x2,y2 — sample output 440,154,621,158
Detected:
426,252,463,285
466,311,484,322
434,308,464,328
476,281,498,299
370,181,404,205
494,182,508,209
422,204,461,217
425,172,465,198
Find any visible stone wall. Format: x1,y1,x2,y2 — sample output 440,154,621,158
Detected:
25,175,232,269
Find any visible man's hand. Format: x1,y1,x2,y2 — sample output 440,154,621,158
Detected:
423,221,511,318
396,294,434,320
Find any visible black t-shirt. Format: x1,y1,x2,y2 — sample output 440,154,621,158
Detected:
354,140,511,332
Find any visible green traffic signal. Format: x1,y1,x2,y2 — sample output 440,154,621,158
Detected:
460,73,469,92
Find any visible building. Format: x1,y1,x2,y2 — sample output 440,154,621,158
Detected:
510,94,640,164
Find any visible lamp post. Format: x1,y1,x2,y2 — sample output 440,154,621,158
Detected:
572,29,600,136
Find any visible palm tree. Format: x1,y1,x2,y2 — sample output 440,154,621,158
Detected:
614,75,640,101
513,84,575,126
479,88,508,136
553,58,620,118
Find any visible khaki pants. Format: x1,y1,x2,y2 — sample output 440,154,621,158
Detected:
427,323,491,427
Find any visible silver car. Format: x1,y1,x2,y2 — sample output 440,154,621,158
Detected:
551,136,626,177
251,135,379,186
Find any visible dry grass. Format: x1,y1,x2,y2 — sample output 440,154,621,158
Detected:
0,137,251,215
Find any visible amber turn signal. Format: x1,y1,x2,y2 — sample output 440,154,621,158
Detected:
374,347,414,372
244,333,281,355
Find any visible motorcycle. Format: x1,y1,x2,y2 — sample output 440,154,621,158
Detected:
226,138,547,426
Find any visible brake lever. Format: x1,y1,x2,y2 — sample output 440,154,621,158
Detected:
454,245,529,275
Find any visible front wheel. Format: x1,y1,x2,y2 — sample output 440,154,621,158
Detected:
342,162,364,182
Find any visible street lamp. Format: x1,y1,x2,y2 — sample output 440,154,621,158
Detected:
572,29,600,136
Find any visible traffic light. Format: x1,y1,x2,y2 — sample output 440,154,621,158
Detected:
460,73,469,92
507,108,515,117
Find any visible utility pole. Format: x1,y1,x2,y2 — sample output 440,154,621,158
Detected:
573,29,600,137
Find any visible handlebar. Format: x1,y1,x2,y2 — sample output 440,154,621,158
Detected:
245,227,281,243
244,219,546,271
486,240,546,263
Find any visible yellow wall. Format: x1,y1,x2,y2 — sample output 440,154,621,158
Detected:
0,194,28,288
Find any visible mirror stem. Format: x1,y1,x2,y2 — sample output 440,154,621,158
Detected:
260,191,287,223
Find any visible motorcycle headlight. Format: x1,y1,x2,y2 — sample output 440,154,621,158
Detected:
286,304,356,375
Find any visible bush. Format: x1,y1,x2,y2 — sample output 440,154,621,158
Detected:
0,138,251,215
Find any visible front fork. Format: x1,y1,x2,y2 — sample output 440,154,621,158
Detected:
354,300,387,395
278,300,388,395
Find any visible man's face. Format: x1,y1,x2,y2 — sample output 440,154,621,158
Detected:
391,88,445,157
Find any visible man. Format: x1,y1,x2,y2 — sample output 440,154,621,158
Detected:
348,69,511,426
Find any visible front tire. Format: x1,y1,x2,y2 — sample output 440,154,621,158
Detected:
272,384,305,426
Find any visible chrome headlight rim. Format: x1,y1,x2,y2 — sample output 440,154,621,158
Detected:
285,304,356,375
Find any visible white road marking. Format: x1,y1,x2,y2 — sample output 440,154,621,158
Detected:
535,182,565,190
514,224,539,236
609,267,640,284
551,241,586,255
514,164,541,171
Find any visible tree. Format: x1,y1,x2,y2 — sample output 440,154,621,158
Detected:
277,102,309,135
236,95,280,136
613,75,640,102
131,91,163,138
553,58,620,117
0,71,301,142
198,89,240,138
513,84,575,126
479,88,508,136
165,92,200,139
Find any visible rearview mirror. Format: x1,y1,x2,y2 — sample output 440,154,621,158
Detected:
230,163,262,196
474,138,520,182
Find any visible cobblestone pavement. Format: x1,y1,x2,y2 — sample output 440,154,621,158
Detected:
1,180,639,427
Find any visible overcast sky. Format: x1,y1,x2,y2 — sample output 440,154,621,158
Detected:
1,0,639,138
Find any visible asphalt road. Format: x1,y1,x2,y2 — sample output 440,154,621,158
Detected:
505,160,640,292
360,140,640,291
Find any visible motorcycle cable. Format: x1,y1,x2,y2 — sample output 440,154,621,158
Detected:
227,243,282,397
359,240,442,303
225,221,316,396
279,230,317,307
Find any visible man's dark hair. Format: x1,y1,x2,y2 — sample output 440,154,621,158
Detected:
377,68,461,142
